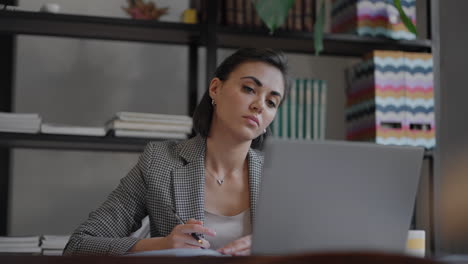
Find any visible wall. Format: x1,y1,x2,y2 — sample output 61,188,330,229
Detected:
432,0,468,254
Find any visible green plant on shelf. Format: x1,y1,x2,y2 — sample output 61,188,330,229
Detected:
252,0,417,56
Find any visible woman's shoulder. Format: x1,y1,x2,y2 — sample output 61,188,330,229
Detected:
142,135,206,165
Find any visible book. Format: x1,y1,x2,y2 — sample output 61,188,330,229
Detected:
0,112,41,134
0,235,41,255
41,123,106,136
42,249,63,256
225,0,235,26
115,112,191,122
305,79,313,140
0,236,40,244
298,79,305,139
293,0,303,31
108,120,192,133
41,235,70,249
303,0,315,32
319,80,328,140
235,0,245,27
313,80,320,139
113,130,188,140
0,247,42,254
289,80,297,139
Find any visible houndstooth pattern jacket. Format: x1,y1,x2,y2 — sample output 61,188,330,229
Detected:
63,135,264,256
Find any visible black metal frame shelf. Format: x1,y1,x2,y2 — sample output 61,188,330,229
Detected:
0,132,172,152
0,10,432,56
0,132,435,158
216,26,432,56
0,10,201,45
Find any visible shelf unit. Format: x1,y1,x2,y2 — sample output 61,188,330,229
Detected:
0,0,433,245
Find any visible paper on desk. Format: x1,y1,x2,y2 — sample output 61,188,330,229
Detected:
125,248,226,257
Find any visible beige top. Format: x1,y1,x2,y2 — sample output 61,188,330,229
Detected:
204,209,252,250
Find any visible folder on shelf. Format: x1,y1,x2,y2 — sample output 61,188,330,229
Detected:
0,112,41,134
41,123,106,136
271,78,327,140
0,235,42,255
108,112,192,140
346,50,435,149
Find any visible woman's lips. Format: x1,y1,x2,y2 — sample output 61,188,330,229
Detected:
244,116,259,127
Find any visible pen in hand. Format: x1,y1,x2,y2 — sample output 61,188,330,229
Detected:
166,205,204,247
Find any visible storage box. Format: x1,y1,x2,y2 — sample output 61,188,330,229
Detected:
331,0,417,40
346,50,435,149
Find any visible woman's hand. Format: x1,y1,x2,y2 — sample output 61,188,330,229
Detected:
129,219,216,253
217,234,251,256
163,219,216,249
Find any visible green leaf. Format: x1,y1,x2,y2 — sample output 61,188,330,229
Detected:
253,0,295,34
394,0,417,36
314,0,325,56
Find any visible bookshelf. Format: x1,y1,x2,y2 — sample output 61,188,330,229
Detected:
0,0,434,246
0,132,154,152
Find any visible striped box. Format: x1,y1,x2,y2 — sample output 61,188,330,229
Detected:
331,0,417,40
346,50,435,149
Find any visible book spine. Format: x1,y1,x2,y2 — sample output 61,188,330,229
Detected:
297,79,304,139
111,121,192,133
290,80,297,139
244,0,253,28
282,89,289,139
235,0,245,27
226,0,235,26
294,79,302,139
294,0,304,31
277,101,283,138
305,79,313,140
319,80,327,140
313,80,319,139
303,0,314,32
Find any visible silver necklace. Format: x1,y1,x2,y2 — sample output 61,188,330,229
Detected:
206,170,224,186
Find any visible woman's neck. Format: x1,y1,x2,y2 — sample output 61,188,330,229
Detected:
205,132,251,177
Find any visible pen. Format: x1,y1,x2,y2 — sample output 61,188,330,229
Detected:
166,205,204,246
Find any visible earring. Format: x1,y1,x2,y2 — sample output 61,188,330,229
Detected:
263,129,267,134
211,99,216,106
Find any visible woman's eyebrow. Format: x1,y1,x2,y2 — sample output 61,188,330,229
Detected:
241,76,282,99
271,91,282,99
241,76,262,87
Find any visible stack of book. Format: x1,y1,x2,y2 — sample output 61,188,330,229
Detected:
192,0,315,32
271,78,327,140
0,112,41,134
331,0,417,40
0,236,42,255
41,123,106,136
107,112,192,140
41,235,70,256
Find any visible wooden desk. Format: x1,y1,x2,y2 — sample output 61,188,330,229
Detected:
0,252,441,264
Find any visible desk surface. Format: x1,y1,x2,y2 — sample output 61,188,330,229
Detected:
0,252,441,264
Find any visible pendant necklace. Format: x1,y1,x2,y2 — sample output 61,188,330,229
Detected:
207,170,225,186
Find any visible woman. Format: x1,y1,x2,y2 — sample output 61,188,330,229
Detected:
63,48,290,256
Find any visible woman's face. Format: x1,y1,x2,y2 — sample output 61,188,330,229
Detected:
209,61,285,142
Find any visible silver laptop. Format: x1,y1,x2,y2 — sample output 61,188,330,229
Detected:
252,139,424,255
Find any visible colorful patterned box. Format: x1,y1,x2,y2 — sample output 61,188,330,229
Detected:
331,0,417,40
346,50,435,149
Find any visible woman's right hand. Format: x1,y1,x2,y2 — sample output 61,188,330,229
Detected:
163,219,216,249
129,219,216,253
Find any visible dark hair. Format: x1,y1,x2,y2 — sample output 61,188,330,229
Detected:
192,48,291,150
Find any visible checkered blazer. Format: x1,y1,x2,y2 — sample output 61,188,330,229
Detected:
63,135,264,256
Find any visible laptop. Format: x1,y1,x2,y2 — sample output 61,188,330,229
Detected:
252,139,424,255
